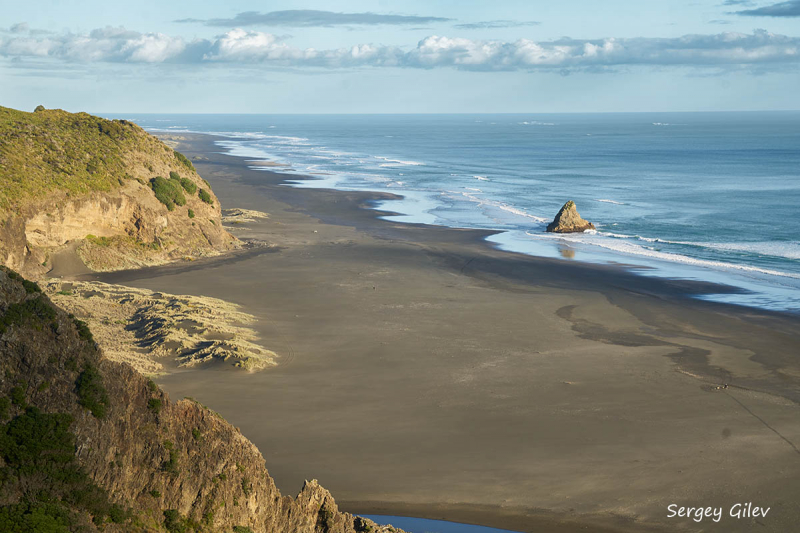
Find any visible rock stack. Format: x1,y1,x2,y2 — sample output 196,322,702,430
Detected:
546,201,595,233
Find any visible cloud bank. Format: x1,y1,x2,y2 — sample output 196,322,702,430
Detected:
734,0,800,16
178,10,452,27
1,26,798,72
453,20,541,30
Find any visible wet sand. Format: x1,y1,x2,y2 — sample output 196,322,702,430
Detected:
84,134,800,533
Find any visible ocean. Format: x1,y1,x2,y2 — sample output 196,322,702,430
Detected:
116,112,800,313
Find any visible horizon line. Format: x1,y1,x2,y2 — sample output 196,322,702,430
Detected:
91,109,800,116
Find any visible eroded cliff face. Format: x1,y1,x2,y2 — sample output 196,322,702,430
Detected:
0,268,393,533
0,106,238,279
21,177,234,276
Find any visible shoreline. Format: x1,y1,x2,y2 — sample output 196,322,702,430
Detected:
151,125,800,315
89,132,799,533
166,132,800,340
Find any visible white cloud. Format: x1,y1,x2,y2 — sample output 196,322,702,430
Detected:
0,26,187,63
1,27,798,72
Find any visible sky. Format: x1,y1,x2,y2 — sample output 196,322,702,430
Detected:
1,0,799,113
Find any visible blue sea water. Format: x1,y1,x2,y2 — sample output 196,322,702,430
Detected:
362,515,520,533
116,113,800,313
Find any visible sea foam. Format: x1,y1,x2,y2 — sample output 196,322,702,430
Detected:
531,231,800,279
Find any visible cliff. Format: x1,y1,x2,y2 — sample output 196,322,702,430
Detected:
0,106,238,279
0,267,394,533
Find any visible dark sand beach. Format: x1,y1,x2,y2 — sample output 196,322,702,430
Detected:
82,134,800,533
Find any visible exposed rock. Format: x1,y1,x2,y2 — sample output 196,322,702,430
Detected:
546,201,596,233
0,266,400,533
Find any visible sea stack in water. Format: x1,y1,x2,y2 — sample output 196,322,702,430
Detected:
546,201,596,233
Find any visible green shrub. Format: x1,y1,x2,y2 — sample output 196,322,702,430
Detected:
198,188,213,205
149,489,161,498
73,318,94,343
162,447,179,474
37,381,50,392
187,208,195,219
180,177,197,194
233,527,254,533
149,176,186,211
0,500,74,532
0,397,9,421
75,364,109,419
57,290,73,296
85,234,112,247
174,150,196,172
241,477,252,496
10,385,27,408
169,171,180,180
0,296,57,336
21,279,41,294
192,428,202,441
163,509,191,533
0,407,129,527
0,408,75,477
147,398,162,414
146,379,158,393
107,504,129,524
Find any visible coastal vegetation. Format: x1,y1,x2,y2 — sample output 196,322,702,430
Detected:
170,172,198,194
0,106,193,211
85,234,113,247
0,407,129,530
147,398,162,414
150,176,187,211
173,150,196,172
198,188,213,205
75,363,109,419
0,290,57,337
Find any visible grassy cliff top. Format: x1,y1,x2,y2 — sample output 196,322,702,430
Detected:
0,105,196,211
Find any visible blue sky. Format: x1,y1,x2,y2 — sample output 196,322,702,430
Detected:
1,0,799,113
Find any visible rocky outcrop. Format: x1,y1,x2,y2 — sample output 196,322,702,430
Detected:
0,267,398,533
0,106,239,279
546,201,596,233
